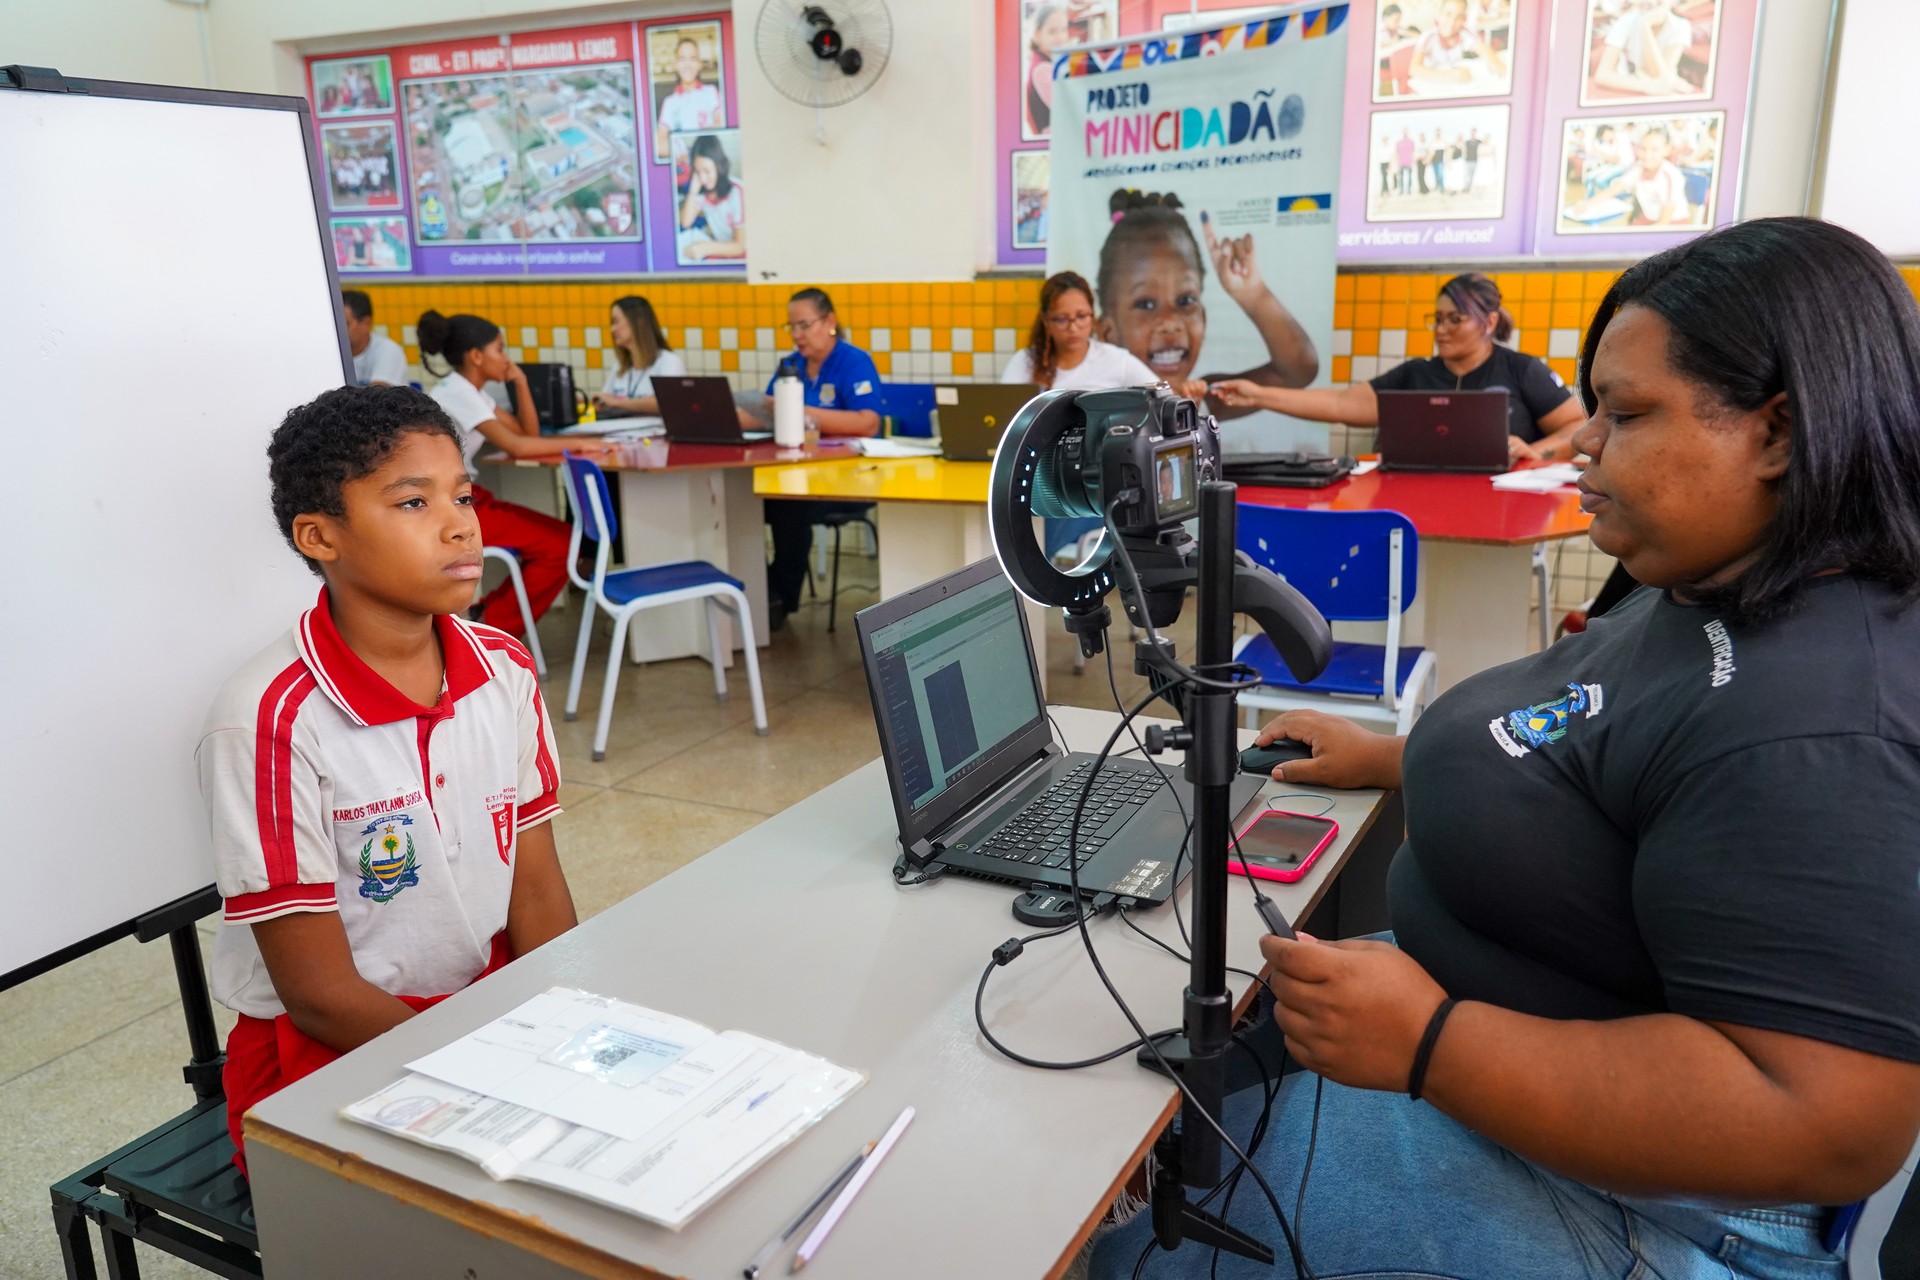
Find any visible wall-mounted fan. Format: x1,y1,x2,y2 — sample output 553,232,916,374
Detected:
755,0,893,137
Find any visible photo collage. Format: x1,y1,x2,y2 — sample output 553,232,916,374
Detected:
306,14,741,277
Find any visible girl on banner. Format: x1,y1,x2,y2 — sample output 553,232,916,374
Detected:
654,35,724,159
677,135,745,262
1024,4,1070,137
1093,190,1320,421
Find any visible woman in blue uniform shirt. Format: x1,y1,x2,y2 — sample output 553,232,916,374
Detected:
762,287,882,628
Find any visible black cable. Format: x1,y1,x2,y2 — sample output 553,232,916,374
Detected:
1102,498,1266,695
1295,1074,1326,1266
1054,691,1309,1277
974,918,1182,1070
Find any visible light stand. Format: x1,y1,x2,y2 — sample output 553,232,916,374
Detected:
1128,480,1275,1265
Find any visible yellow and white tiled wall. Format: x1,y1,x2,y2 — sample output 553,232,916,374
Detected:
353,265,1920,617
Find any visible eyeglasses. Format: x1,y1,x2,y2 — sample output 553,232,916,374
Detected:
1423,312,1472,331
786,317,827,335
1045,311,1094,330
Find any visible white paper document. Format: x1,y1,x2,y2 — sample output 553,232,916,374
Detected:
855,437,942,458
344,988,865,1229
1491,462,1582,492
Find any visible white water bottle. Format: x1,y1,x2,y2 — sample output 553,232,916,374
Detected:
773,366,806,447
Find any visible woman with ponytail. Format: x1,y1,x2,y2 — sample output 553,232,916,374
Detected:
418,309,605,635
1211,272,1588,463
1002,271,1156,392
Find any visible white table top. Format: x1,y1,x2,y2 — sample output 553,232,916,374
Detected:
249,704,1390,1279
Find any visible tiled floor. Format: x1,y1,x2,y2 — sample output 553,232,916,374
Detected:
0,551,1173,1280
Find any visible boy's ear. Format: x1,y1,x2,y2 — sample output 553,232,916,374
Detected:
292,513,345,568
1096,314,1116,344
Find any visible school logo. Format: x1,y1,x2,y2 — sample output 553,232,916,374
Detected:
490,802,514,865
820,384,836,406
1489,682,1604,759
357,814,420,903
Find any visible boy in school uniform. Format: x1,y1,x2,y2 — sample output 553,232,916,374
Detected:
199,384,577,1172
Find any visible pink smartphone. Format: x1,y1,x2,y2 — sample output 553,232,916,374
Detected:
1226,809,1339,884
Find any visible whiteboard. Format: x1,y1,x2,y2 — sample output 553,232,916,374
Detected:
0,82,350,979
1816,0,1919,256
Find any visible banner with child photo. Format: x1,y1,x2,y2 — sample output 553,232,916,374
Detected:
1047,7,1349,454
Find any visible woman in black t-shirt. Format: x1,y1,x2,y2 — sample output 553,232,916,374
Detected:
1210,271,1588,464
1092,218,1920,1279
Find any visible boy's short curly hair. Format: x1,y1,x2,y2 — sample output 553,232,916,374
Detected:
267,385,463,575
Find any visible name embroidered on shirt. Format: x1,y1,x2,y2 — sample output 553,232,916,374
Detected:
333,790,426,823
1489,682,1604,758
1703,619,1736,687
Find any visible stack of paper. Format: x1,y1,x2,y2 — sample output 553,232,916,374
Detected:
854,437,942,459
344,988,864,1229
1491,463,1582,492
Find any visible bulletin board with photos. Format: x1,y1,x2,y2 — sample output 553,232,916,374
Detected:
996,0,1763,266
305,11,743,278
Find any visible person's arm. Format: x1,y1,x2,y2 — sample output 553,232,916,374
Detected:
685,225,746,260
1411,37,1472,81
471,413,604,458
1530,397,1589,462
252,911,417,1052
1264,937,1920,1204
679,182,705,229
1208,379,1379,427
1196,217,1319,419
502,366,539,436
807,404,880,437
506,821,576,957
1254,709,1404,789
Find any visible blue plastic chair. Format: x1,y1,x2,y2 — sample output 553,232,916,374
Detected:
560,454,768,761
1232,506,1437,733
879,382,937,438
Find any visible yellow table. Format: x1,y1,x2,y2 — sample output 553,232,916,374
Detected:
755,455,999,602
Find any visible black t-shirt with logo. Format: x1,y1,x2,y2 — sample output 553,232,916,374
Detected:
1369,346,1574,443
1392,577,1920,1062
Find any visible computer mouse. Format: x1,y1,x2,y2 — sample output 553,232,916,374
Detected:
1239,740,1313,777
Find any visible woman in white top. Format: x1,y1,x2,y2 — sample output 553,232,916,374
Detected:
1001,271,1157,392
418,309,607,634
594,295,686,416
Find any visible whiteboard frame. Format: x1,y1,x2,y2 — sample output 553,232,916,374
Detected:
0,67,354,990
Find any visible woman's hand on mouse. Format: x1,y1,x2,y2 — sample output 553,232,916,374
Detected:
1256,709,1404,790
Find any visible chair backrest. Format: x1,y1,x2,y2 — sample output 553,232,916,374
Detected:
880,382,937,438
1235,505,1419,623
561,452,617,546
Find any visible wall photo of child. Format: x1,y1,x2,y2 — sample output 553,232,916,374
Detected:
1557,110,1721,232
672,129,745,264
648,21,727,163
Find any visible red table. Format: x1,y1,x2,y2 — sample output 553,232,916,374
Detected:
1239,468,1593,691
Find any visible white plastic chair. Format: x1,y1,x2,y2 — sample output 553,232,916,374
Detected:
559,453,768,761
478,546,547,677
1232,506,1438,735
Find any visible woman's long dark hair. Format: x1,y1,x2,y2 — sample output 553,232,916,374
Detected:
1578,216,1920,622
416,310,499,378
1023,271,1096,389
610,295,671,374
689,134,733,200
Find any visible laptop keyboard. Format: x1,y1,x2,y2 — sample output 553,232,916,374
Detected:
967,761,1167,871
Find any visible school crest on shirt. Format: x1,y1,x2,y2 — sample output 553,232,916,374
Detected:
490,802,514,865
1488,682,1604,759
357,814,421,903
819,384,836,406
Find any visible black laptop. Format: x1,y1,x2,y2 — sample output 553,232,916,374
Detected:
934,384,1033,462
1375,389,1509,472
855,558,1261,906
654,375,772,443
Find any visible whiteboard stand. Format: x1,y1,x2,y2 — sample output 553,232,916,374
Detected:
3,55,354,1280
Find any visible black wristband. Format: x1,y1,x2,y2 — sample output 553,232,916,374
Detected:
1407,997,1458,1102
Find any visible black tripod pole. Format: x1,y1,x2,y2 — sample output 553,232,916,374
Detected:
1137,480,1273,1264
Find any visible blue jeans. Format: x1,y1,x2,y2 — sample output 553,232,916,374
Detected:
1090,1070,1844,1280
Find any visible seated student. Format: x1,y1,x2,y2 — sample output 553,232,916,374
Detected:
417,309,606,634
760,287,881,629
341,289,408,387
1093,217,1920,1279
204,385,579,1173
1211,272,1586,464
594,295,686,416
1001,271,1156,391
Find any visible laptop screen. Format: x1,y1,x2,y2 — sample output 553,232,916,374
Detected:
865,570,1043,813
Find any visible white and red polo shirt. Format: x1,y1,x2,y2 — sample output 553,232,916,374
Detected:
200,588,562,1020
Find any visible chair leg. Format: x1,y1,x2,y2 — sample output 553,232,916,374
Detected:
728,591,771,735
594,612,632,762
704,599,730,702
565,594,595,722
100,1223,140,1280
827,523,845,633
500,553,547,678
860,517,878,558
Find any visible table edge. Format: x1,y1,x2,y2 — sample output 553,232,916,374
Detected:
246,1116,681,1280
1046,1091,1180,1280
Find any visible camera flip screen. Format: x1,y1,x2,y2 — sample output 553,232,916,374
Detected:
1154,442,1197,520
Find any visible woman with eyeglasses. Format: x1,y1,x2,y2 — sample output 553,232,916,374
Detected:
760,287,882,629
1002,270,1157,391
1211,272,1587,464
